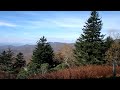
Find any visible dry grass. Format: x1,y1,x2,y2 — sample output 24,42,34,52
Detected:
0,71,17,79
28,65,120,79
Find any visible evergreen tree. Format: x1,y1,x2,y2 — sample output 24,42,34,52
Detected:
6,48,14,67
0,51,7,65
104,36,114,50
13,52,26,73
74,11,105,65
0,48,14,71
0,51,7,70
32,36,54,68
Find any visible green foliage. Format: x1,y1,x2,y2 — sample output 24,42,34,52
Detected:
32,36,54,68
17,68,28,79
26,36,56,76
26,36,55,76
13,52,26,74
40,63,49,74
17,62,43,79
27,62,40,75
17,62,41,79
0,49,14,72
50,63,69,71
74,11,105,65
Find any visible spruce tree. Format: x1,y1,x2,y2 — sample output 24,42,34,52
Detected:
0,51,7,65
32,36,54,68
74,11,105,65
0,51,7,70
13,52,26,73
6,48,14,67
0,48,14,71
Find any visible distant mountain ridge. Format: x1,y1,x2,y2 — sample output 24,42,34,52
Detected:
0,42,74,64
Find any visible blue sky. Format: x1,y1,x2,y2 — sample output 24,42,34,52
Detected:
0,11,120,45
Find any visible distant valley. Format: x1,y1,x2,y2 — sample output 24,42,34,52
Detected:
0,42,74,64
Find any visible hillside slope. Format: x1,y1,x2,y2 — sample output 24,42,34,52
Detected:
0,42,74,64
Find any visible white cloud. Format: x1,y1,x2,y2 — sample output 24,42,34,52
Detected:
46,17,85,29
23,17,86,31
0,21,17,27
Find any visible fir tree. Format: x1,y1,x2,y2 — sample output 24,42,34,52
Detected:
0,48,14,71
6,48,14,67
32,36,54,68
0,51,7,65
13,52,26,73
74,11,105,65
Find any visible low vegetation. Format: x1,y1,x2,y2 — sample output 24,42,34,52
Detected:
28,65,120,79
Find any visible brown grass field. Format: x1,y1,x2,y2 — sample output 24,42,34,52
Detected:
28,65,120,79
0,71,17,79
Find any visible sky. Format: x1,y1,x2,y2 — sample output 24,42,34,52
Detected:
0,11,120,45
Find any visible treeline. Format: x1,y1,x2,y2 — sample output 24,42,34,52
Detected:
0,11,120,79
0,49,26,78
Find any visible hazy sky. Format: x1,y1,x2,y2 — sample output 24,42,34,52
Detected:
0,11,120,44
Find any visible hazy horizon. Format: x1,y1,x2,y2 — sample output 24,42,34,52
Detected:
0,42,75,46
0,11,120,45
